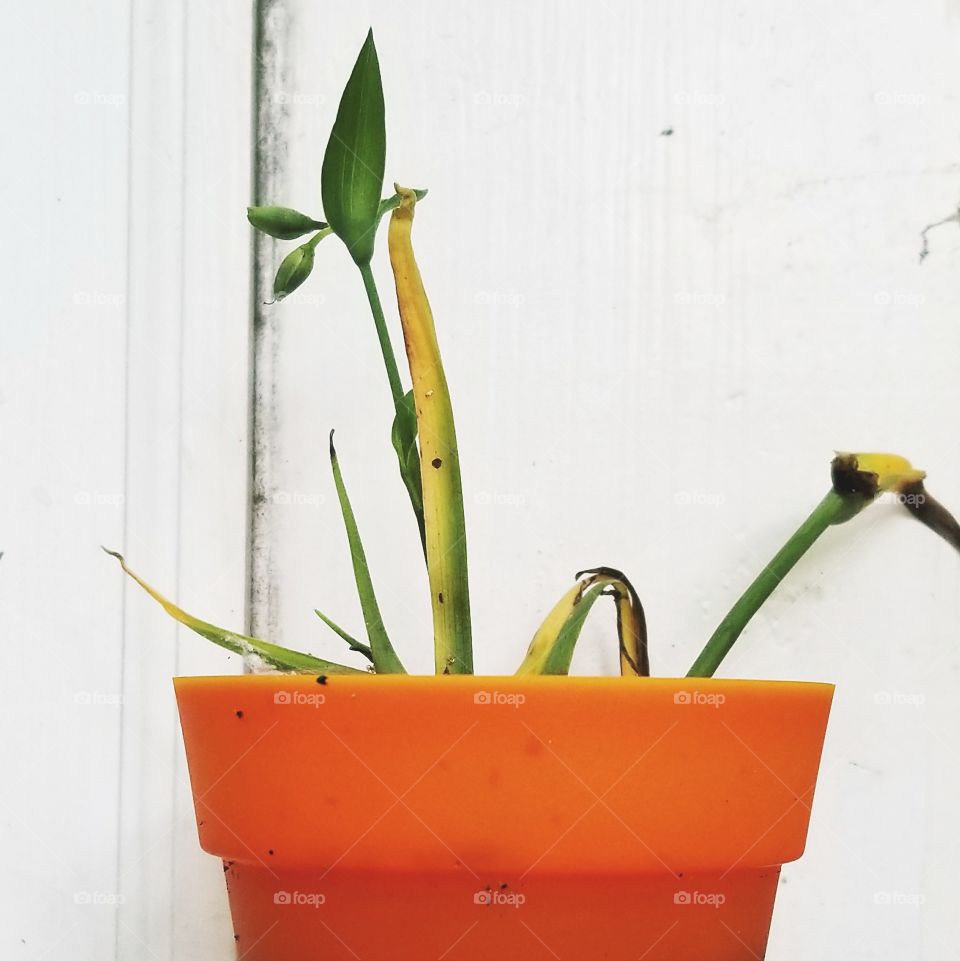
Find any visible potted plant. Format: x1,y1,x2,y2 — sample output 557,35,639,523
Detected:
108,30,960,961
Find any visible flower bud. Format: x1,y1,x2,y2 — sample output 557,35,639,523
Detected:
247,205,325,240
273,244,315,300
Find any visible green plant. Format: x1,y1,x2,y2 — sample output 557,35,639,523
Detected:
107,31,960,679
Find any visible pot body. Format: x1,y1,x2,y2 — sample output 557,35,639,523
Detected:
175,675,834,960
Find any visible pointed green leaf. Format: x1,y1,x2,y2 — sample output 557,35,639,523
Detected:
321,29,385,267
329,432,407,673
247,205,326,240
315,608,374,663
103,549,365,674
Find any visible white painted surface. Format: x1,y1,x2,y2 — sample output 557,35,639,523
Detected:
1,1,249,958
1,1,959,958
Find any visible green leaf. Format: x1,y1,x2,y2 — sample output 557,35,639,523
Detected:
315,608,374,663
516,568,649,676
328,432,407,673
321,29,386,267
103,548,365,674
388,189,473,674
247,205,326,240
391,389,426,552
540,584,606,675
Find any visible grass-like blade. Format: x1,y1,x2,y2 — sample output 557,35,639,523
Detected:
388,187,473,674
535,583,606,675
315,608,374,664
321,29,385,267
516,568,649,676
103,549,364,674
328,432,407,674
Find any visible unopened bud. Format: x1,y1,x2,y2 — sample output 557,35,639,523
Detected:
247,206,325,240
273,244,315,300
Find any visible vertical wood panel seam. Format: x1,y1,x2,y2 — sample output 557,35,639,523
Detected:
245,4,257,641
246,0,266,641
248,0,289,642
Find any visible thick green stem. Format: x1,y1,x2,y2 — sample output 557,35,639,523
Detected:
358,261,404,405
687,490,865,677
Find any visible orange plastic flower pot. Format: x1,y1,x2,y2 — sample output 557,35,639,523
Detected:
175,674,834,961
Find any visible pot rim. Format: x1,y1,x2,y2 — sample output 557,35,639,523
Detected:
175,674,835,692
175,672,835,875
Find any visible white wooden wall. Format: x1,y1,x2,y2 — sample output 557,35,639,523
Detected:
2,1,959,959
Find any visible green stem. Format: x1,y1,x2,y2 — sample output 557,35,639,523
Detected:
357,233,427,558
687,489,865,677
359,261,404,406
306,227,331,249
303,188,427,255
353,190,428,406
